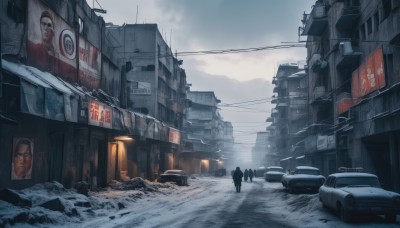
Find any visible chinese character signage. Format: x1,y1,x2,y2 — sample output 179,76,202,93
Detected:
88,99,112,128
352,47,386,98
169,128,181,145
130,82,151,95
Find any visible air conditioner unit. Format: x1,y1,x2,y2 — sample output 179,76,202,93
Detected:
339,41,354,55
310,54,321,66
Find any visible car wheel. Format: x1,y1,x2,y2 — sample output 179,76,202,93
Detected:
320,199,328,209
385,214,396,223
339,205,351,223
288,187,295,194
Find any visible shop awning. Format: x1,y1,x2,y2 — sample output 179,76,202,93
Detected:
0,113,17,125
2,59,80,122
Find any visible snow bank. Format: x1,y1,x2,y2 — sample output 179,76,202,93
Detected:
0,179,176,227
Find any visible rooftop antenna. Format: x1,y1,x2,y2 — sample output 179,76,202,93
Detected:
135,5,138,24
92,0,107,14
170,29,172,50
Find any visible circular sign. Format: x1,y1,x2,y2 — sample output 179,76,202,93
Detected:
59,29,76,60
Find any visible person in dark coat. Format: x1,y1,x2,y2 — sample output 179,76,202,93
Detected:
254,169,257,177
244,169,249,181
232,167,243,192
249,169,254,182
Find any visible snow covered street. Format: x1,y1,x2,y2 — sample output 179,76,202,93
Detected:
1,176,399,228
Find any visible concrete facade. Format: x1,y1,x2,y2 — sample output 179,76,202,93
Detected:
180,91,231,174
0,0,186,190
299,0,400,191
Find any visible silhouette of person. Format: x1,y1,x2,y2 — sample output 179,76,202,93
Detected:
249,169,254,182
244,169,249,181
232,167,243,192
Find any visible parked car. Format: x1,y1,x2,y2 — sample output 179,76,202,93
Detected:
158,170,188,186
215,168,227,177
281,166,325,193
319,171,400,223
255,167,267,177
264,166,285,182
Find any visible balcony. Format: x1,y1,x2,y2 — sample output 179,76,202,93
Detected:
301,4,328,36
336,6,360,30
273,86,278,93
271,96,277,104
310,86,332,105
271,109,279,117
276,98,288,109
272,77,278,85
336,41,362,70
266,117,274,122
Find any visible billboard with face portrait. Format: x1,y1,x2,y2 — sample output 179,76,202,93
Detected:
27,0,101,90
11,138,34,180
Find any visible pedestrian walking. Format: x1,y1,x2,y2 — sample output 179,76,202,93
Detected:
254,169,257,177
249,169,254,182
232,167,243,193
244,169,249,181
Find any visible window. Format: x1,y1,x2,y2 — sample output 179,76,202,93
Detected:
78,17,84,34
360,24,366,40
381,0,392,21
141,65,155,71
374,12,379,31
7,1,25,23
367,18,372,35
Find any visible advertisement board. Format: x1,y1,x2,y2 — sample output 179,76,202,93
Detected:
27,0,101,90
352,47,386,98
169,128,181,145
11,138,34,180
88,99,112,129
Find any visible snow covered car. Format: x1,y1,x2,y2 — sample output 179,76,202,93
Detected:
281,166,325,193
319,172,400,223
215,168,226,177
264,166,285,182
255,167,267,177
158,170,188,186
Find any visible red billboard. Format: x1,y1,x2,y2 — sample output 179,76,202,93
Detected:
352,47,386,99
27,0,100,90
88,99,112,129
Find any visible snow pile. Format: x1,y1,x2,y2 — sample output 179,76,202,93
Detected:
0,179,179,227
0,181,85,227
286,194,321,213
110,178,157,191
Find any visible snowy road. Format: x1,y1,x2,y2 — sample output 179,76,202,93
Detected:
73,176,399,228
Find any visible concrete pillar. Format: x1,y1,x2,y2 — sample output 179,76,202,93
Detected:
390,132,400,192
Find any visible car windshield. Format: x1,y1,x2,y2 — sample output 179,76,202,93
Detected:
335,177,381,188
165,171,181,174
295,169,320,175
268,168,284,172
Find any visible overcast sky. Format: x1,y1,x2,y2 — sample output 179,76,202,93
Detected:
92,0,316,164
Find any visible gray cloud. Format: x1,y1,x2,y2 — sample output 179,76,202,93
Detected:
157,0,316,48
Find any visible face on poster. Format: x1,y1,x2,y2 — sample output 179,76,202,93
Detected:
27,0,101,89
11,138,34,180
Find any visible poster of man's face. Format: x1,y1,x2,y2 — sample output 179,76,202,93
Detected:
11,138,34,180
